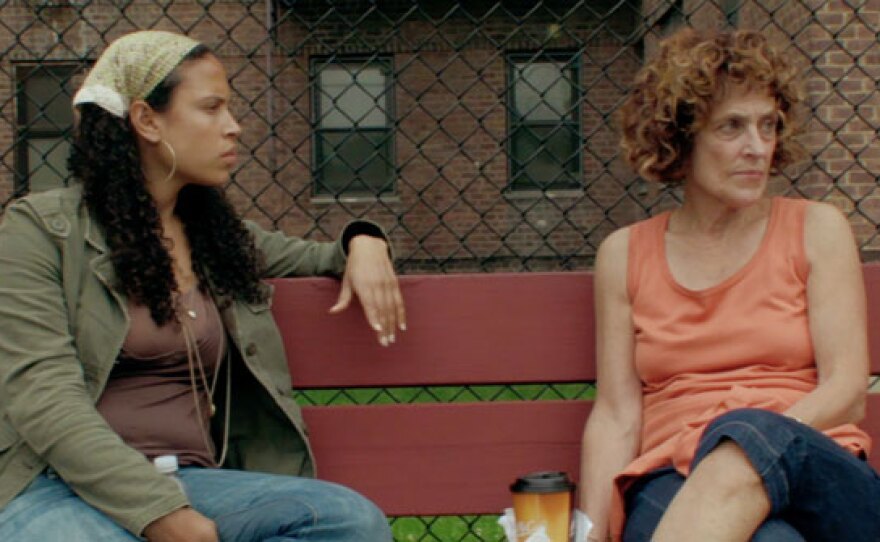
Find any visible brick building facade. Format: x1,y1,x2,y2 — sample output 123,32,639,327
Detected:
0,0,877,271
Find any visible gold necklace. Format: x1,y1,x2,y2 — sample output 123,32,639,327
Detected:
178,293,230,466
181,312,221,417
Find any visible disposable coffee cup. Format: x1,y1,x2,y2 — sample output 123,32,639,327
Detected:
510,471,576,542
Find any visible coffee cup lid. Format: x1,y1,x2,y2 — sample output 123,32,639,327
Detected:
510,471,575,493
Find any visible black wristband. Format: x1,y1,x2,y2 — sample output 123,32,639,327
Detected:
341,221,386,255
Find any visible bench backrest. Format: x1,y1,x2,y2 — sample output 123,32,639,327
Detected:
269,263,880,516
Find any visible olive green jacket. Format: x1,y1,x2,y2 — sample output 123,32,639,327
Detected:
0,185,362,536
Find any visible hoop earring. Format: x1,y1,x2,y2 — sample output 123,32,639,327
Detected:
160,139,177,183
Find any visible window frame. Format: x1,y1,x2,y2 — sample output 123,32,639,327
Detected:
506,50,583,193
14,63,81,195
310,55,396,198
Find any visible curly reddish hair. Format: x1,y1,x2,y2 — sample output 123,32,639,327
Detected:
620,28,806,183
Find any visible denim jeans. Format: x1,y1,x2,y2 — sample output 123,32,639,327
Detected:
0,467,392,541
623,408,880,542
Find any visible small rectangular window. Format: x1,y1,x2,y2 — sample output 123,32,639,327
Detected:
723,0,740,27
312,57,394,196
508,53,581,191
15,64,80,194
658,0,685,36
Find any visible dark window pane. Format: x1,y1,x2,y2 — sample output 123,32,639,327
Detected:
315,131,393,195
27,137,69,193
508,55,581,191
16,65,79,193
510,125,580,190
22,68,74,132
313,58,394,196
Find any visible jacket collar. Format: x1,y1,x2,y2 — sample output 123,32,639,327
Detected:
82,203,109,254
78,198,120,291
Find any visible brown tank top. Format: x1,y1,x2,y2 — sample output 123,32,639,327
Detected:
96,288,226,467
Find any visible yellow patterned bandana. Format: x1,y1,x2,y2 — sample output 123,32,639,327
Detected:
73,30,201,118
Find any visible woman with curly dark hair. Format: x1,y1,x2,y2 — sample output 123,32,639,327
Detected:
0,30,402,542
578,28,880,542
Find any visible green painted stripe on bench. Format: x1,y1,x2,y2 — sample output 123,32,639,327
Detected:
270,272,596,388
390,515,505,541
302,400,592,516
293,383,595,406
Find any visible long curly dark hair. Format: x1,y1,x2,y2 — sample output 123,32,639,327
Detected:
69,45,267,326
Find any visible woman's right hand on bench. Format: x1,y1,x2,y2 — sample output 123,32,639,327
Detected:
143,507,219,542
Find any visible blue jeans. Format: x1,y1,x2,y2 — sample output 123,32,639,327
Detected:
0,467,392,541
623,408,880,542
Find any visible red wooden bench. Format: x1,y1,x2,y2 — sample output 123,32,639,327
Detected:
269,263,880,517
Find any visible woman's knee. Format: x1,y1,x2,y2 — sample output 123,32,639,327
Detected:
272,480,391,541
353,499,392,541
317,482,391,541
694,408,806,513
185,469,390,541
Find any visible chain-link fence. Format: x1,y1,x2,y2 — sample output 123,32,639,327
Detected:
2,1,879,540
3,1,879,272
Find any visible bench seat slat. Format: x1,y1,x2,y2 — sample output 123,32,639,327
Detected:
305,397,880,517
864,263,880,374
302,400,591,516
272,273,596,388
273,263,880,384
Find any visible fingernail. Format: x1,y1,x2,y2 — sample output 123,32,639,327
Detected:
373,323,382,332
389,334,396,344
380,336,389,347
400,322,407,331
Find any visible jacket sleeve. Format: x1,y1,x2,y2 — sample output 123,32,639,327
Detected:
0,201,188,536
246,219,389,279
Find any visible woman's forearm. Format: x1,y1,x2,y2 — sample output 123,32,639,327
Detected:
579,404,641,540
784,374,866,431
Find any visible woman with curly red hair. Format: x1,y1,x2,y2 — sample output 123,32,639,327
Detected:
579,28,880,541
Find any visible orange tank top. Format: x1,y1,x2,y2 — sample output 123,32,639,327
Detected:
607,197,870,540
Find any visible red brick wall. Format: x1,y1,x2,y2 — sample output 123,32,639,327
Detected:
688,0,880,255
251,3,644,270
0,0,877,268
